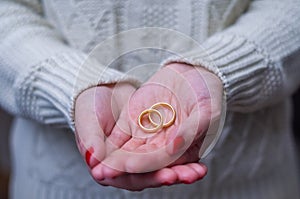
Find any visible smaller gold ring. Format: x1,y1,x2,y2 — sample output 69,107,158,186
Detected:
138,109,163,133
149,102,176,128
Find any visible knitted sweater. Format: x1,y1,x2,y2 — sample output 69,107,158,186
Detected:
1,0,300,199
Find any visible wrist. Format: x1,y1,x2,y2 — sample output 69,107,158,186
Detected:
165,63,223,90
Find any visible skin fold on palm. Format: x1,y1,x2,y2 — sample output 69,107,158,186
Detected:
75,63,223,190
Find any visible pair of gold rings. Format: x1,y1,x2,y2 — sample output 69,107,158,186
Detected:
138,102,176,133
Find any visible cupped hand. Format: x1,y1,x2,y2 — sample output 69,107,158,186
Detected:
74,81,208,191
74,83,136,168
91,63,223,188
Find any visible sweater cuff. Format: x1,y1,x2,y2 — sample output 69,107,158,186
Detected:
162,34,268,111
16,52,140,132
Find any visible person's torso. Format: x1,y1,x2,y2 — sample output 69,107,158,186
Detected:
43,0,250,52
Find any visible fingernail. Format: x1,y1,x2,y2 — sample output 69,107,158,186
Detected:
85,147,94,167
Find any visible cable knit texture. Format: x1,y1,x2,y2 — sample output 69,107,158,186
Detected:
163,0,300,111
0,0,140,130
0,0,300,199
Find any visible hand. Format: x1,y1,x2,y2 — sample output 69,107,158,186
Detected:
74,82,208,191
91,63,223,188
74,83,136,168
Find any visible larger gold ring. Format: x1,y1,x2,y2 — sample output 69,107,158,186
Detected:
138,109,163,133
149,102,176,128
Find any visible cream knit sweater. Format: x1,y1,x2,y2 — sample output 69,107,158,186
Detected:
1,0,300,199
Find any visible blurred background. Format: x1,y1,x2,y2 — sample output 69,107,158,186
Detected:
0,108,12,199
293,90,300,163
0,91,299,199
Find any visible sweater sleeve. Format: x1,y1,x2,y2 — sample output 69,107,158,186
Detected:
163,0,300,112
0,0,139,131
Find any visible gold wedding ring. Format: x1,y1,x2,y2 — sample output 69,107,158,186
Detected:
149,102,176,128
138,109,163,133
138,102,176,133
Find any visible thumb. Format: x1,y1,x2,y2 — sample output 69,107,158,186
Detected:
75,87,110,169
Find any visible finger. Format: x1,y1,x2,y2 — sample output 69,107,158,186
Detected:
188,162,208,179
171,162,207,184
75,87,108,168
97,163,207,191
75,132,102,168
98,110,137,178
168,142,201,166
91,162,124,181
102,125,189,174
98,143,176,174
166,108,209,156
105,123,131,155
97,167,178,191
94,91,116,137
92,125,133,179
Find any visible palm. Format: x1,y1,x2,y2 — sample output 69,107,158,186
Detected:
76,63,222,190
99,63,219,174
